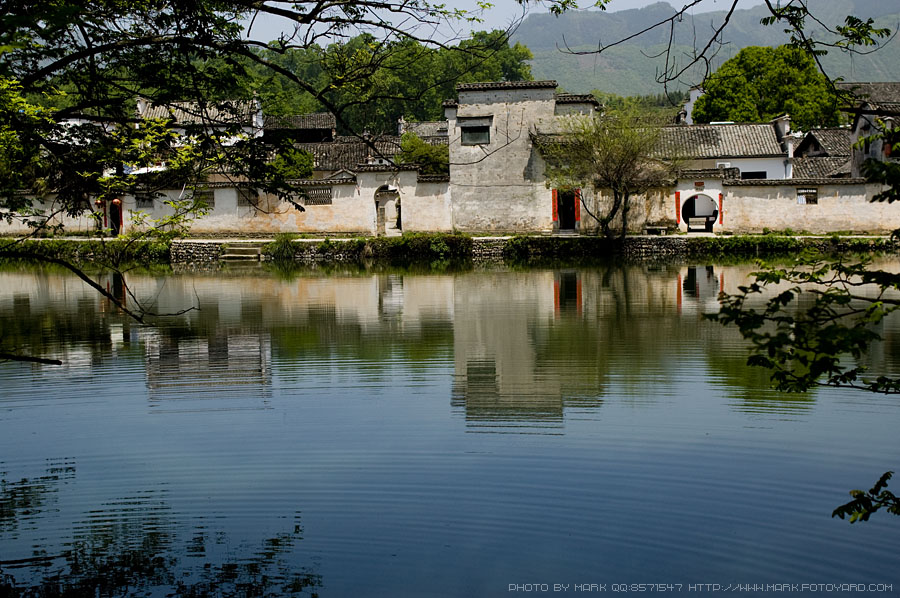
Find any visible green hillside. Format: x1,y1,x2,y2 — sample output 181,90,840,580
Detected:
512,1,900,95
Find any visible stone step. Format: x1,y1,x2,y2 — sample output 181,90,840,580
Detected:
221,245,262,261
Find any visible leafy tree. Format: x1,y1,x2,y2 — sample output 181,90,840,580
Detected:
314,30,534,134
0,1,538,358
538,108,677,239
395,132,449,175
710,251,900,522
691,45,841,130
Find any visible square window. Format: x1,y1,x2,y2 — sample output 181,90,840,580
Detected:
192,189,215,209
797,188,818,205
237,188,259,207
461,125,491,145
135,193,155,209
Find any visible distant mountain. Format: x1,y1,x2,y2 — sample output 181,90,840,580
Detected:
511,0,900,95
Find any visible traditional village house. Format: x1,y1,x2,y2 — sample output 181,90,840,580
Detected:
3,82,900,238
837,82,900,178
792,127,852,180
445,81,599,234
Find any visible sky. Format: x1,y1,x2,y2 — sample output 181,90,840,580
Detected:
241,1,762,44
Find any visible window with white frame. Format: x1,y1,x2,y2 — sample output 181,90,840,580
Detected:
797,188,818,205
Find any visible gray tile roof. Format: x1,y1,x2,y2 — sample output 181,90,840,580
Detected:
677,167,740,179
457,80,557,91
655,123,784,159
417,174,450,183
399,120,449,138
799,128,851,157
264,113,336,130
792,157,851,179
813,129,852,156
555,93,600,107
837,82,900,104
297,136,402,172
725,177,866,186
137,99,257,125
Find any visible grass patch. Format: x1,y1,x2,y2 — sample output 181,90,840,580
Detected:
0,238,171,265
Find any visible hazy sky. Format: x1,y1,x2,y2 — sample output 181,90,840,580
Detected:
241,1,762,43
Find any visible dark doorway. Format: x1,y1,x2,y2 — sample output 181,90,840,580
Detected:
558,190,576,230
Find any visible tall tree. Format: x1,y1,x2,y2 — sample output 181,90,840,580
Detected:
537,108,677,239
0,1,538,335
0,3,534,226
691,45,841,130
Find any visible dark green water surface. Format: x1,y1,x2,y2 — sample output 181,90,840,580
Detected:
0,263,898,597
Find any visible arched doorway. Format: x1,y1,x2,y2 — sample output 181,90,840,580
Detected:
374,185,401,237
681,194,718,232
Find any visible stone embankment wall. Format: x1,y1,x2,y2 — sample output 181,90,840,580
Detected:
170,241,223,262
167,235,900,265
291,240,363,263
472,238,508,262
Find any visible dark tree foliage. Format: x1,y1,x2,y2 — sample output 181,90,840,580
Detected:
0,1,536,333
395,133,449,175
691,45,841,130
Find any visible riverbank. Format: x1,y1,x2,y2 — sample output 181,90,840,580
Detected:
3,232,898,268
172,233,900,264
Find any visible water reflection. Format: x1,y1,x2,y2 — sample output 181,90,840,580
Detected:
0,459,76,535
4,262,894,419
2,263,900,595
145,329,273,408
0,465,321,597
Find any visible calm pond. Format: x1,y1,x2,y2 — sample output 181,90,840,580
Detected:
0,262,898,597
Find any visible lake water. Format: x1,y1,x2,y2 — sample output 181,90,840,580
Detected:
0,262,898,597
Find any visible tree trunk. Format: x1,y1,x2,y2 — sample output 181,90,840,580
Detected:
601,189,622,240
619,191,631,240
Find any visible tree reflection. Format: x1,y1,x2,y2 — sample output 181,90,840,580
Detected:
0,459,76,533
1,466,321,598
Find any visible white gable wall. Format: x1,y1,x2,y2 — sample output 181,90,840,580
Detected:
448,86,557,233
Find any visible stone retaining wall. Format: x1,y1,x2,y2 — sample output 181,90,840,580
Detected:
170,241,223,262
472,237,508,262
168,235,899,265
291,240,362,263
622,236,689,258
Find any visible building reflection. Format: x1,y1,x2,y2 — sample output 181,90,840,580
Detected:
10,262,900,423
144,328,273,408
451,270,604,432
677,265,723,316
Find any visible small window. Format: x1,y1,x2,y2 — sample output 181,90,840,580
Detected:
192,189,215,209
461,126,491,145
303,187,333,206
237,188,259,207
797,188,818,205
458,116,492,146
740,171,767,180
135,193,155,209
